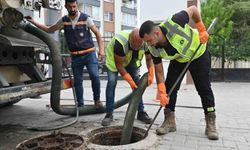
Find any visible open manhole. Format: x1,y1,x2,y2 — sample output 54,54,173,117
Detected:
87,126,157,150
16,132,85,150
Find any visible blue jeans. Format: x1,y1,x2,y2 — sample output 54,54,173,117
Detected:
71,51,100,106
105,62,144,113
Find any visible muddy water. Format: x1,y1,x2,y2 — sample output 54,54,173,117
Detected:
88,126,145,146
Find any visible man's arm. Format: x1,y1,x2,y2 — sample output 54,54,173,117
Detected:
145,53,154,86
145,53,153,70
115,54,138,90
154,62,165,84
186,5,202,23
186,5,209,44
89,25,105,60
114,54,127,77
25,16,61,33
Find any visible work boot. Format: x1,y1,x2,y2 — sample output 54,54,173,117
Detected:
101,113,113,126
137,111,152,124
205,112,219,140
156,108,176,135
94,100,103,109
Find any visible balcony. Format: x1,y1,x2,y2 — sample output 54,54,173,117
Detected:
122,0,137,10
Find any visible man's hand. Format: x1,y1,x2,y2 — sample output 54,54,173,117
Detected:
147,66,154,86
98,48,105,61
24,16,35,24
122,73,138,90
157,83,169,107
196,21,209,44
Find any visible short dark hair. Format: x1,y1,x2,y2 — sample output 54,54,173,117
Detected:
139,20,156,38
65,0,77,4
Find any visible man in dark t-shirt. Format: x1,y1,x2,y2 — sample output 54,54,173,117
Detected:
139,6,218,140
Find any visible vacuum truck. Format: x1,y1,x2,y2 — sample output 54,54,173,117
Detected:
0,0,71,107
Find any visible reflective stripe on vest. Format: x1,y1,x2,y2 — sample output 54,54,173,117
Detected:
115,32,131,66
165,21,193,56
63,21,87,26
105,31,145,72
115,33,129,54
149,17,206,63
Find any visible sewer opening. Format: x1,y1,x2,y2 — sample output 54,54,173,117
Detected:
88,126,147,146
16,132,85,150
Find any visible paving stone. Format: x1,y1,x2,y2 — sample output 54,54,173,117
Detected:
1,81,250,149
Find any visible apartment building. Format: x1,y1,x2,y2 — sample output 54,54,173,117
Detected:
76,0,137,39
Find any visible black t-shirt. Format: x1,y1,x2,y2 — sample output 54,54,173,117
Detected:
150,10,189,64
114,40,138,59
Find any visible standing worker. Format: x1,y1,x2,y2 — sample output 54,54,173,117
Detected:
26,0,104,108
139,6,218,140
101,28,154,126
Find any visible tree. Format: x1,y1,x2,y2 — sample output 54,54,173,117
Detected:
202,0,250,62
226,0,250,61
201,0,234,57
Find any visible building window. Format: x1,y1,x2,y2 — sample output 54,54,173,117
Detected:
92,6,100,21
122,13,137,26
104,12,113,21
82,5,100,21
83,5,92,15
122,0,137,9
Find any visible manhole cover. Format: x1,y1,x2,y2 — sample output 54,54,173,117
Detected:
87,126,157,150
16,132,85,150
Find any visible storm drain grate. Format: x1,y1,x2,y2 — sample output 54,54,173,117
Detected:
16,132,85,150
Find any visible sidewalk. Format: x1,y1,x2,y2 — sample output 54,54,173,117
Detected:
148,82,250,150
0,80,250,150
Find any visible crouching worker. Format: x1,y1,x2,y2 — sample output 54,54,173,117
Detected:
102,28,154,126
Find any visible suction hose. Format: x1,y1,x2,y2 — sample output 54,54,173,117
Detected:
120,72,148,145
18,22,149,116
18,23,63,114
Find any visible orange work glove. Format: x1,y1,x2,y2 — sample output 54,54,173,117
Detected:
157,83,169,107
196,21,209,44
147,66,154,86
122,73,138,90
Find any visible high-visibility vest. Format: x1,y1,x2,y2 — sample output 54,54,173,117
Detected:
149,16,206,63
106,30,145,72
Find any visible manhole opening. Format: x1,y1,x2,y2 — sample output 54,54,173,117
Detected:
16,132,85,150
88,126,147,146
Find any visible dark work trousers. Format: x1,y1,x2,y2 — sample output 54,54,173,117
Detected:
165,49,215,114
